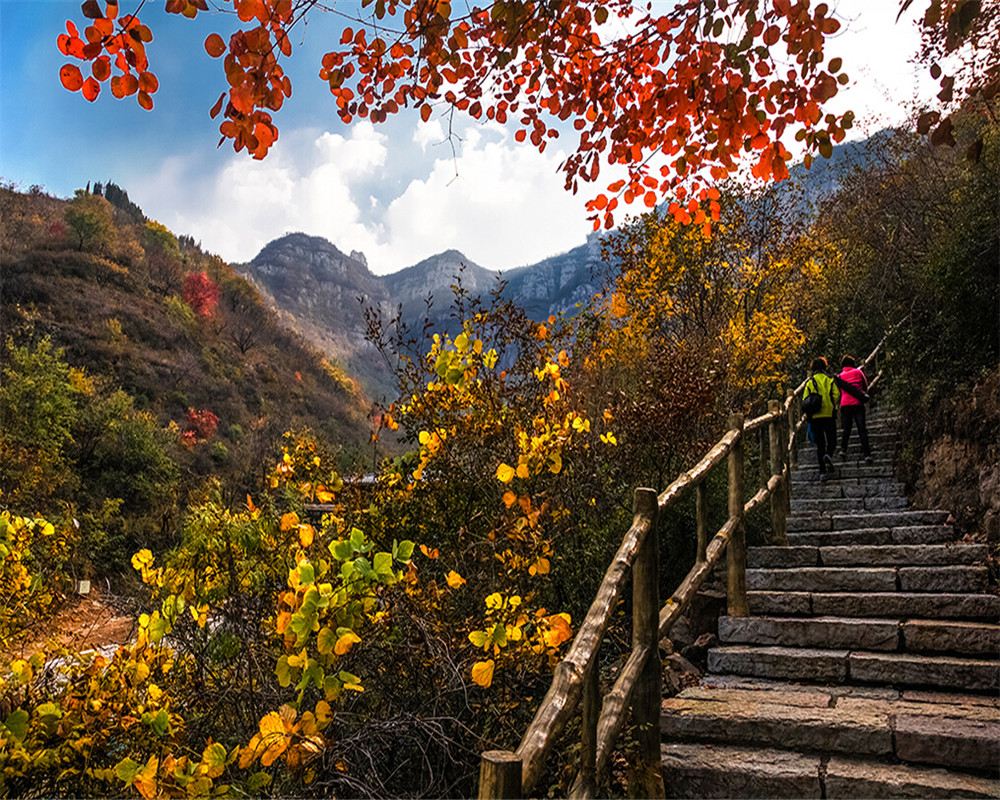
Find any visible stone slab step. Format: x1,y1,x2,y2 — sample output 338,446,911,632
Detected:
790,496,909,513
746,565,987,594
708,645,999,691
749,543,988,568
661,685,1000,770
903,619,1000,657
825,756,1000,798
660,744,1000,799
787,525,956,546
792,465,896,480
748,591,1000,620
719,615,899,651
788,510,950,532
795,451,895,465
790,481,905,499
719,616,1000,657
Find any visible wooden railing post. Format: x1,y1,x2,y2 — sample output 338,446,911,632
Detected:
786,390,797,471
767,399,788,545
695,482,708,563
573,656,599,799
630,488,664,799
726,413,748,617
478,751,522,800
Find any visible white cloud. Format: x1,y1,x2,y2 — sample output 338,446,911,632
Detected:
140,119,593,273
413,119,445,152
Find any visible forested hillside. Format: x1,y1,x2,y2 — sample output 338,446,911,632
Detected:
0,184,370,580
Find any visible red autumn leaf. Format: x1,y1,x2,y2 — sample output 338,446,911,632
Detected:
138,71,158,93
60,63,84,91
92,56,111,81
82,76,100,101
137,90,153,110
204,33,226,57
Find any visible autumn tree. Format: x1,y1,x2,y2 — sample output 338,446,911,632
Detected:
64,188,116,252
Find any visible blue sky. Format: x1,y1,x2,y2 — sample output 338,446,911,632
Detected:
0,1,933,272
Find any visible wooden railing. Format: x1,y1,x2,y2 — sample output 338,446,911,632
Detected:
477,331,896,800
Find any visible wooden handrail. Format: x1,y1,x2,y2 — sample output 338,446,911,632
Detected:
477,326,900,799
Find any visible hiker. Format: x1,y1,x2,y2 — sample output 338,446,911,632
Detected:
802,356,840,480
837,354,873,463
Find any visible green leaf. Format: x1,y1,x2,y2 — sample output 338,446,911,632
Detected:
373,551,393,576
246,771,272,792
468,630,487,648
3,709,29,741
114,757,141,784
276,655,293,687
146,708,170,736
395,539,415,562
349,527,367,553
297,559,315,586
330,539,352,561
316,626,337,655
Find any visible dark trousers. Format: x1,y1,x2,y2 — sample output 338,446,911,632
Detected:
841,405,871,456
812,417,837,471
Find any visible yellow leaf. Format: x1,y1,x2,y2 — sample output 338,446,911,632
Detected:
485,592,503,610
298,524,315,548
529,557,551,576
495,463,515,483
502,490,517,508
280,512,299,532
445,570,466,589
315,485,335,502
471,659,495,688
334,631,361,655
548,452,562,474
515,463,530,479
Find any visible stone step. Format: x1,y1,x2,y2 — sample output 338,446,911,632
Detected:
788,510,950,532
790,496,910,513
718,616,1000,657
660,743,1000,798
661,685,1000,771
796,450,895,464
748,543,989,569
748,591,1000,620
787,525,956,547
707,645,999,692
792,465,896,480
790,481,905,499
746,565,988,594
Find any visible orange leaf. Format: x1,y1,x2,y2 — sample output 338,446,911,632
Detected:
138,71,158,93
60,64,84,92
137,89,153,110
82,76,100,101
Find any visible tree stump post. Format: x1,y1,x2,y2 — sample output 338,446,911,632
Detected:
478,751,522,800
726,413,748,617
768,399,788,545
695,481,708,563
630,487,664,799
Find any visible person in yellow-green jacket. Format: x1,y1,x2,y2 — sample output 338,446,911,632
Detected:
803,356,841,481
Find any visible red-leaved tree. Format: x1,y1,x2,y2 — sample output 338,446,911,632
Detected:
182,271,219,318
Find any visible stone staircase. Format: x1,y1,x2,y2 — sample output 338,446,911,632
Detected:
660,410,1000,798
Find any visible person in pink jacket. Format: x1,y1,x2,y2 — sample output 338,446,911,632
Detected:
837,354,872,463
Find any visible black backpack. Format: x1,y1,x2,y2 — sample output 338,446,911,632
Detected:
802,376,831,418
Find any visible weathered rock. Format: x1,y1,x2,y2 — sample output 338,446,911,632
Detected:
708,645,848,683
746,567,897,593
680,633,718,670
849,651,999,691
825,757,1000,798
895,713,1000,772
661,743,822,799
899,565,989,593
678,684,832,708
718,615,898,651
818,543,988,566
902,619,1000,657
787,515,833,532
902,690,1000,708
